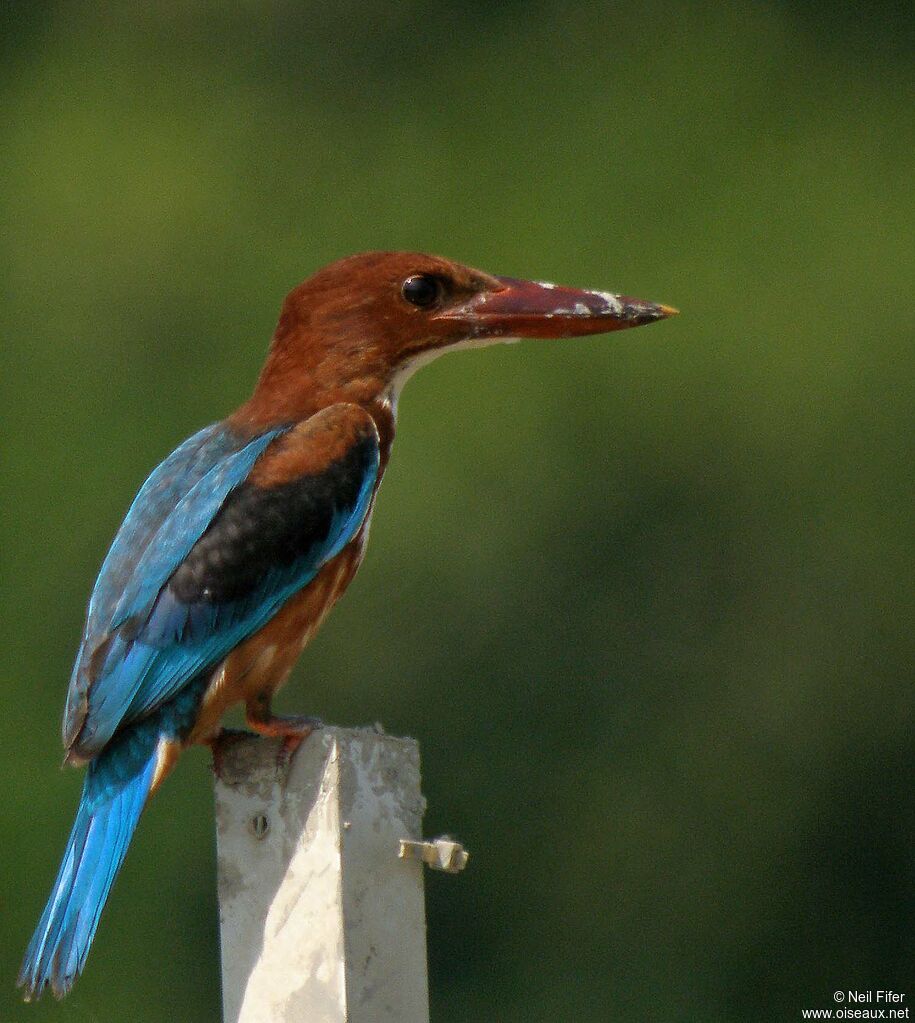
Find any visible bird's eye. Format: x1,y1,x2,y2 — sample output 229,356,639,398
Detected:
401,274,441,308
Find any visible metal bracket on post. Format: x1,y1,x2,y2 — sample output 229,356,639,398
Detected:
213,726,468,1023
398,837,469,874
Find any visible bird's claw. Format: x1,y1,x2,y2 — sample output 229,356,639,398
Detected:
271,717,323,773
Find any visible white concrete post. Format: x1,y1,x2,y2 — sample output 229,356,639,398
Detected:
214,727,433,1023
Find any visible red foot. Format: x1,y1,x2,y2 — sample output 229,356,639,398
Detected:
245,713,324,771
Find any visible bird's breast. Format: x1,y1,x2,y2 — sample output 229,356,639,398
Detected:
188,533,368,743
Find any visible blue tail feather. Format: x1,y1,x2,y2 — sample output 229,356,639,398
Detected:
18,729,158,1000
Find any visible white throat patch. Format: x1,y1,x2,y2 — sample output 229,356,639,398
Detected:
383,335,521,415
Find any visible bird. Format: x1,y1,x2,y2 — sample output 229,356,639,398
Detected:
18,251,676,1000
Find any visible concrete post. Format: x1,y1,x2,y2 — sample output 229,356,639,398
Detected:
214,727,430,1023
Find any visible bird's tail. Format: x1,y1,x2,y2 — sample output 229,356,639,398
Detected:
18,723,161,1001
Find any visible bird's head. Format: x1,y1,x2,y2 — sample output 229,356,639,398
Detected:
242,251,676,424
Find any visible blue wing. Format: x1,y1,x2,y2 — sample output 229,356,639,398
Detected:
82,423,276,643
63,406,380,760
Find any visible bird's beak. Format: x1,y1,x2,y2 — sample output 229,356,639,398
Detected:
436,275,677,339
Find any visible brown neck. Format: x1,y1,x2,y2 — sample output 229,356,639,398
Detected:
229,324,397,468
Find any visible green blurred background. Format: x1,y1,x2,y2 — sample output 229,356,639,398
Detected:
2,1,913,1020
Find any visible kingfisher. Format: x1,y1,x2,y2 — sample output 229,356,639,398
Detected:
18,251,675,1000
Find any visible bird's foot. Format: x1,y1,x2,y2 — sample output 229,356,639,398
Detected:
246,712,325,771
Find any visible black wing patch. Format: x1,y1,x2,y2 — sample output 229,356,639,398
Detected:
167,431,378,606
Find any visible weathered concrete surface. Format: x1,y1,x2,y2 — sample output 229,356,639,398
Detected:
214,727,429,1023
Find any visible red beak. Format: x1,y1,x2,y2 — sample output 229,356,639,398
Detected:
436,275,677,339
